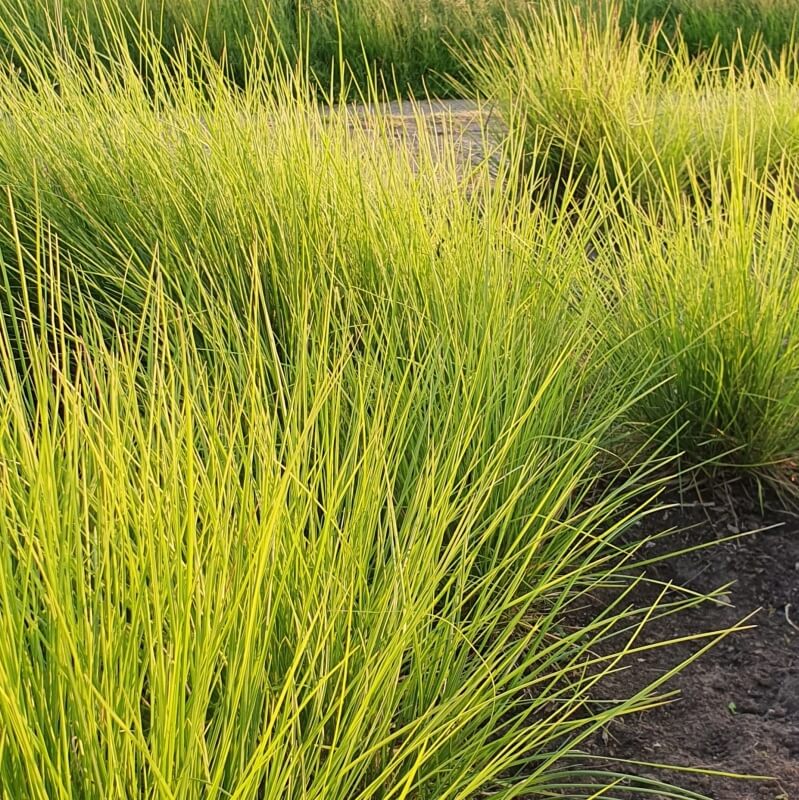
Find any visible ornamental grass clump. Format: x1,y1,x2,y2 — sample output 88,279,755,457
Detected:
0,19,580,392
0,0,533,98
618,0,799,66
0,195,727,800
0,20,736,800
584,161,799,490
469,1,799,201
0,0,292,90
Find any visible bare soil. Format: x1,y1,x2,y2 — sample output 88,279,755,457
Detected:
584,489,799,800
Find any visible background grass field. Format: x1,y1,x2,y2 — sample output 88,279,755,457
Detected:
1,0,797,97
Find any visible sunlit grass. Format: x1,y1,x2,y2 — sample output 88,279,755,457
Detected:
1,218,720,797
469,1,799,200
1,0,796,102
583,163,799,489
0,9,790,799
468,3,799,489
618,0,799,65
0,0,536,98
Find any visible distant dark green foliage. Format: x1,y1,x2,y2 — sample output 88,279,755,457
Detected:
619,0,799,63
0,0,796,100
0,0,533,99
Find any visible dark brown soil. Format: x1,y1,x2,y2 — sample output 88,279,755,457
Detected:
583,488,799,800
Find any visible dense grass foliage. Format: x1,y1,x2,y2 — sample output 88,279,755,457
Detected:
1,0,797,100
470,3,799,486
470,2,799,199
584,168,799,484
2,226,709,799
0,33,732,799
0,5,797,798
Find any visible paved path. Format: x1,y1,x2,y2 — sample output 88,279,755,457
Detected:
338,98,507,182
